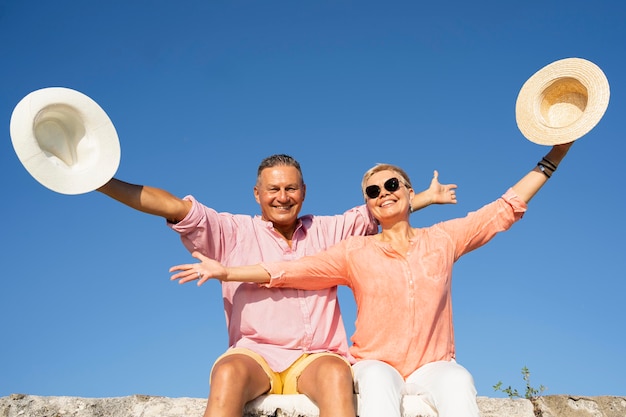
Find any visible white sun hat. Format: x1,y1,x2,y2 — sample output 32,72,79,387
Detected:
515,57,610,145
10,87,121,195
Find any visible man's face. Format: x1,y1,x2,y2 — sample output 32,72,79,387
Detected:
254,165,306,230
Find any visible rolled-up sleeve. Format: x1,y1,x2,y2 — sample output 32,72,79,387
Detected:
501,187,528,218
167,195,238,261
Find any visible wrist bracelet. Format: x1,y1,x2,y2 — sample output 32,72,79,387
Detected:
536,155,558,178
537,161,555,178
541,157,558,171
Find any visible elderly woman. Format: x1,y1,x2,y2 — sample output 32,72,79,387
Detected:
170,143,572,417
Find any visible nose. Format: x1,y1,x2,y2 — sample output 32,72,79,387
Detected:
379,187,392,198
276,189,289,201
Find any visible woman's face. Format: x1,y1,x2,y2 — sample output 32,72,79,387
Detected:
365,169,413,222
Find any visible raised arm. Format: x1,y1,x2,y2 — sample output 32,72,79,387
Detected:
410,170,457,212
97,178,192,223
512,142,573,203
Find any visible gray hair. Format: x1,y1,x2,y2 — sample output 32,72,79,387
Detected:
256,154,304,185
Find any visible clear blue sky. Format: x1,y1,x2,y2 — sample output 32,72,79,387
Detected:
1,0,624,400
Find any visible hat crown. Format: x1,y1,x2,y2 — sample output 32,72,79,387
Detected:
34,104,88,168
539,77,588,129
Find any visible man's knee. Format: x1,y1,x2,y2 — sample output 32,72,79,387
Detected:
210,354,272,403
212,357,245,383
212,355,266,388
297,355,355,414
299,355,353,394
320,356,352,379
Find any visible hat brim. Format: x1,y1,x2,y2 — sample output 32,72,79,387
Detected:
10,87,121,195
515,58,610,146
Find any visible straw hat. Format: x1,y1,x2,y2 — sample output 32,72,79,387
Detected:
515,57,610,145
10,87,121,195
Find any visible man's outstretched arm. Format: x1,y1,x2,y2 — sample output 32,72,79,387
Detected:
97,178,192,223
411,170,457,212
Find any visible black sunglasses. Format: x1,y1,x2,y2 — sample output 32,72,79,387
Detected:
365,177,401,199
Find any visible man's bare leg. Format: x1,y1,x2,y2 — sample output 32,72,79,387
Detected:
298,355,356,417
203,354,271,417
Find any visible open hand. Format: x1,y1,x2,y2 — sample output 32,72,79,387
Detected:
429,170,458,204
169,251,227,286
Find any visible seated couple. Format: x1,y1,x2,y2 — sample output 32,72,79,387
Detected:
98,153,456,417
170,143,573,417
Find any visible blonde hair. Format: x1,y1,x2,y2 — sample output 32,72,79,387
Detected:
361,163,413,201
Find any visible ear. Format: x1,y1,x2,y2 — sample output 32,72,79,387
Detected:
301,183,307,201
253,185,261,204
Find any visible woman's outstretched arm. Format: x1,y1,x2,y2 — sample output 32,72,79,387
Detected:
169,251,270,286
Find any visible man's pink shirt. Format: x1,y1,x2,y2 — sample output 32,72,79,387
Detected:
169,196,377,372
264,189,527,378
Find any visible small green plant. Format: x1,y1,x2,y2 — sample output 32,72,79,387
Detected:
493,366,547,400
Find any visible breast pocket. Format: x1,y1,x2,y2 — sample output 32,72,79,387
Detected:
419,248,451,285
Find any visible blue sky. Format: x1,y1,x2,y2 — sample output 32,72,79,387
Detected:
1,0,624,400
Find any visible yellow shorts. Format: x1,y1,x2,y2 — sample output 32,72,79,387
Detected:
211,347,351,394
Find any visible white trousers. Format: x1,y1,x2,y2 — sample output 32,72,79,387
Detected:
352,359,480,417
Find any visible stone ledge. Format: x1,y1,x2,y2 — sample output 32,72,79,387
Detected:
0,394,534,417
1,393,624,417
535,395,626,417
244,393,442,416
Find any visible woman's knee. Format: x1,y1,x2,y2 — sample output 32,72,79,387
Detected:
443,364,476,392
353,361,403,417
415,361,477,395
353,360,403,394
354,360,396,379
